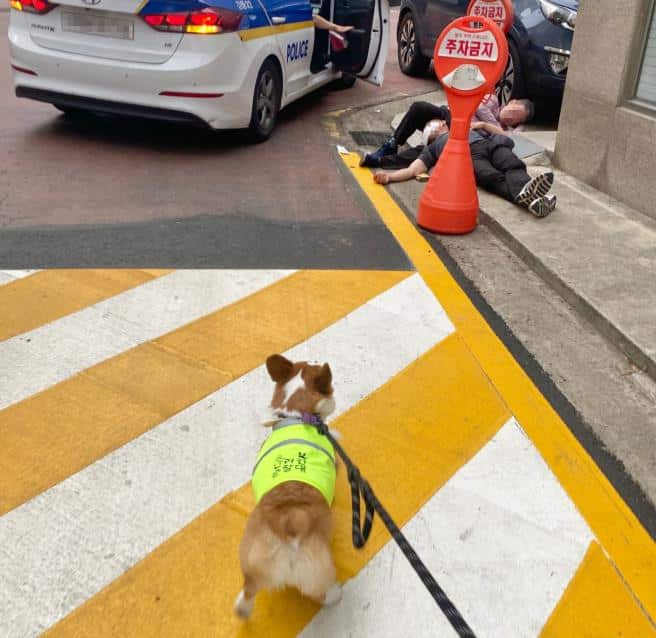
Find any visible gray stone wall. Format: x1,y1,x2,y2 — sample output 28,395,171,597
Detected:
554,0,656,219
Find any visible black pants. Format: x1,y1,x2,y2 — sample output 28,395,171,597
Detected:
470,138,530,203
393,101,452,145
378,146,423,169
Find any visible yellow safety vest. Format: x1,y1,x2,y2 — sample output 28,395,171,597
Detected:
252,420,336,505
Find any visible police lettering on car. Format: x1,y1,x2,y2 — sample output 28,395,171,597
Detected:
287,39,309,63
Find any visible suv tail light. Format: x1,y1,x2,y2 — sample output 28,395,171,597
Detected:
142,8,243,34
10,0,57,13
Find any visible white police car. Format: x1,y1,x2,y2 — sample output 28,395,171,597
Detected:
8,0,389,140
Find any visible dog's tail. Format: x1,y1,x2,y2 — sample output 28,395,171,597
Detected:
281,506,312,547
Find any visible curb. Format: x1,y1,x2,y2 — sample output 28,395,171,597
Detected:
478,209,656,381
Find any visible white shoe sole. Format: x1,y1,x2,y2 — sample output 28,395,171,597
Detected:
516,172,554,206
528,196,557,218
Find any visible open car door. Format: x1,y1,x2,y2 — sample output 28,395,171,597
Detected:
331,0,389,85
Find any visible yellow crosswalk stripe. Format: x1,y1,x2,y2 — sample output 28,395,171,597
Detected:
0,270,409,516
44,334,510,637
0,269,171,342
540,541,656,637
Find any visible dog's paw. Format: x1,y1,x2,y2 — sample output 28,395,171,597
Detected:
234,590,254,619
323,583,342,607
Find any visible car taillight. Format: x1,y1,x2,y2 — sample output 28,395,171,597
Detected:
10,0,57,13
142,8,242,34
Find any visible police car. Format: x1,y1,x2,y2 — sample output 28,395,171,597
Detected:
8,0,389,140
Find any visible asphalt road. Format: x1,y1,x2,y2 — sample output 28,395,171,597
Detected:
0,9,435,267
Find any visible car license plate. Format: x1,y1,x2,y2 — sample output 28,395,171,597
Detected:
62,11,134,40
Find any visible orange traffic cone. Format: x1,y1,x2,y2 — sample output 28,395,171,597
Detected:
417,134,479,235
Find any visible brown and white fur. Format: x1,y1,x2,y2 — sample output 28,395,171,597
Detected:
235,354,341,619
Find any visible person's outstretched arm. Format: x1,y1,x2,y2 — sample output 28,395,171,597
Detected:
313,15,353,33
373,158,428,185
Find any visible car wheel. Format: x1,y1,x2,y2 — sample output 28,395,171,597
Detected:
496,38,526,105
248,59,281,143
397,12,430,77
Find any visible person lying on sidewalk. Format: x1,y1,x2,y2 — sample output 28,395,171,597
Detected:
372,120,557,218
361,96,533,168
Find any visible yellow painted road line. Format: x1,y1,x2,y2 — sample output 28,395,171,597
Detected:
239,20,313,41
0,270,39,286
45,334,510,637
0,270,409,517
0,269,171,342
340,152,656,623
134,0,149,13
540,541,656,636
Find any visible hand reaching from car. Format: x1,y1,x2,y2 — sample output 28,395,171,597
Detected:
312,15,354,33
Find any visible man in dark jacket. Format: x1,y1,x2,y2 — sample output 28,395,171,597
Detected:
372,119,556,218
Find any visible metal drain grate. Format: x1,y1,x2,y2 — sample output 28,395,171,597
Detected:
349,130,391,147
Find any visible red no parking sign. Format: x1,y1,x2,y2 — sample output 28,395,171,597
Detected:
467,0,513,33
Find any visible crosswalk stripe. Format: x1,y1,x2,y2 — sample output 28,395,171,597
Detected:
342,152,656,622
539,541,656,636
43,334,510,637
0,269,291,411
0,270,409,517
0,269,171,342
0,273,448,638
301,420,593,637
0,270,40,286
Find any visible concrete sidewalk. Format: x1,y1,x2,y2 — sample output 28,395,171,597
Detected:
336,90,656,382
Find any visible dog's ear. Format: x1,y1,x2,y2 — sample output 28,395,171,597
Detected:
314,363,333,395
266,354,294,383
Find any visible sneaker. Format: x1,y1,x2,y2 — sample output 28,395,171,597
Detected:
515,171,554,206
359,153,381,168
359,137,398,167
528,194,557,218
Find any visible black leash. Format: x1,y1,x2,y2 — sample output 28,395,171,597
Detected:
311,415,477,638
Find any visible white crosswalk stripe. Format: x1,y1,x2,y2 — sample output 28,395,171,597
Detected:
300,420,592,637
0,270,292,410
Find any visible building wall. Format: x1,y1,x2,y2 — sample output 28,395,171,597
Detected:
554,0,656,220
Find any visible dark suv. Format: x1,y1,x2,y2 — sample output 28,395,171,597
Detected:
397,0,577,103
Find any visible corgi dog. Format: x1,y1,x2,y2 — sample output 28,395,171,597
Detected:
235,354,341,619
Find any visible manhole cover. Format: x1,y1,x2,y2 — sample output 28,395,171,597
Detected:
349,131,391,147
